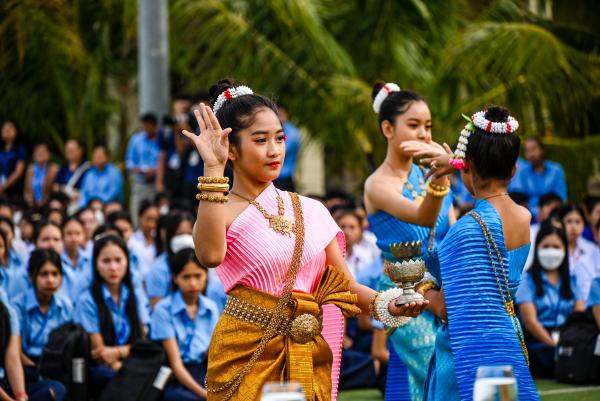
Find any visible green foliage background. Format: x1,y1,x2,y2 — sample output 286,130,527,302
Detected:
1,0,599,196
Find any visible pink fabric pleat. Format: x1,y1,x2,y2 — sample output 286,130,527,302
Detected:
322,304,344,401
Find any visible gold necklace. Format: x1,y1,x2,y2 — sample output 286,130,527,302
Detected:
481,193,509,201
230,189,295,236
385,161,426,205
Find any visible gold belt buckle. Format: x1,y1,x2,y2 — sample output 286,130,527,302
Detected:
289,313,321,344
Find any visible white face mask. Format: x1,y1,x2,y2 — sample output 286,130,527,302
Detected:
170,234,194,254
159,205,170,216
94,210,105,225
538,248,565,270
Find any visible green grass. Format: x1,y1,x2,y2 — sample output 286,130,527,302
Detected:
337,380,600,401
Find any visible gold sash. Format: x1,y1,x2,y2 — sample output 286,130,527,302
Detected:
206,266,360,401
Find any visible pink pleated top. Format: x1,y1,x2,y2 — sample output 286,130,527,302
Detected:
216,183,346,400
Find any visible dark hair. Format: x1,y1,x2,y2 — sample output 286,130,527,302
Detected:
0,216,14,237
137,200,156,218
28,248,62,286
371,82,427,132
164,211,195,261
140,112,158,125
0,228,8,265
44,208,65,224
48,191,70,209
106,211,133,227
334,208,363,227
92,142,109,154
508,192,528,207
583,196,600,215
539,192,563,209
33,220,62,245
170,248,206,292
0,198,12,211
62,215,84,231
529,223,572,299
91,235,144,345
92,224,123,242
464,105,521,180
556,204,587,225
209,79,278,151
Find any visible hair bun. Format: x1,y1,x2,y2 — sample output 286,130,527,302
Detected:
484,105,509,123
209,79,234,105
371,81,386,101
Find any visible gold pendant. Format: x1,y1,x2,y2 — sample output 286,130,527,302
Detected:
505,302,516,317
268,215,294,236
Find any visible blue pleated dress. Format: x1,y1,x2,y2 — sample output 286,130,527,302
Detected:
423,200,539,401
368,165,453,401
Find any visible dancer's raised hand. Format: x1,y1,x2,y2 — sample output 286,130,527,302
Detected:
401,140,446,158
181,103,232,170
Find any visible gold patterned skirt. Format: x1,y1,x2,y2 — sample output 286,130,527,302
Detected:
206,266,361,401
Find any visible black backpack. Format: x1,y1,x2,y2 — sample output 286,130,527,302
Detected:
39,323,90,401
556,310,600,384
99,339,171,401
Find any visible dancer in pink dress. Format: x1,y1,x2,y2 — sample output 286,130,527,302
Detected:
181,79,428,401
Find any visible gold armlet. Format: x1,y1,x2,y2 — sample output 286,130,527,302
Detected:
196,193,229,203
198,176,230,184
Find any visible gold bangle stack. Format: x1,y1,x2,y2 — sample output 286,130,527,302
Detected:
196,176,230,203
426,181,450,198
368,292,380,320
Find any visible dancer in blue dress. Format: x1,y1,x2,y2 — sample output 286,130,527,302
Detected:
365,82,455,401
408,105,539,401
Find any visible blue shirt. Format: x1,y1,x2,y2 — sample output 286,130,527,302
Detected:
586,277,600,308
516,271,583,327
55,161,90,189
125,131,160,182
146,253,227,311
0,143,27,184
74,284,150,345
355,257,384,291
150,291,219,363
279,121,301,179
0,250,29,303
510,160,567,217
60,250,93,302
14,288,73,357
145,253,170,299
79,164,124,207
32,163,49,203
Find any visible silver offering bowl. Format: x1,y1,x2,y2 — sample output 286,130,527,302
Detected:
386,241,426,305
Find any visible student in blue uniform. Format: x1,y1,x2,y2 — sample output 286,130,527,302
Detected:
13,249,73,373
150,248,219,401
73,234,150,394
60,216,92,301
146,211,226,310
517,223,585,377
146,211,195,306
0,287,66,401
34,221,64,256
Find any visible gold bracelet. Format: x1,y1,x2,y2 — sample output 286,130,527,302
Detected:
428,181,448,192
196,193,229,203
368,292,379,319
197,182,230,193
418,281,438,294
426,181,449,198
198,176,230,184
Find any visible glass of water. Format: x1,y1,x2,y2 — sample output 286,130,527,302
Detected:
261,381,306,401
473,365,518,401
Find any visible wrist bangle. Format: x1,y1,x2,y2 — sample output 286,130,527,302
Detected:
426,181,449,198
197,182,230,193
374,288,411,328
198,176,229,184
196,193,229,203
368,292,379,319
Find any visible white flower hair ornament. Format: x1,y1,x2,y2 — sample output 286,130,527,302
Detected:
449,111,520,171
372,83,401,114
213,85,254,113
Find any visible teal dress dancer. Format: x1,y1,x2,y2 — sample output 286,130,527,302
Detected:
368,165,453,401
423,200,539,401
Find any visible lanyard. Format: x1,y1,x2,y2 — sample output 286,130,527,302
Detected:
28,311,50,348
181,313,196,361
113,300,128,345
